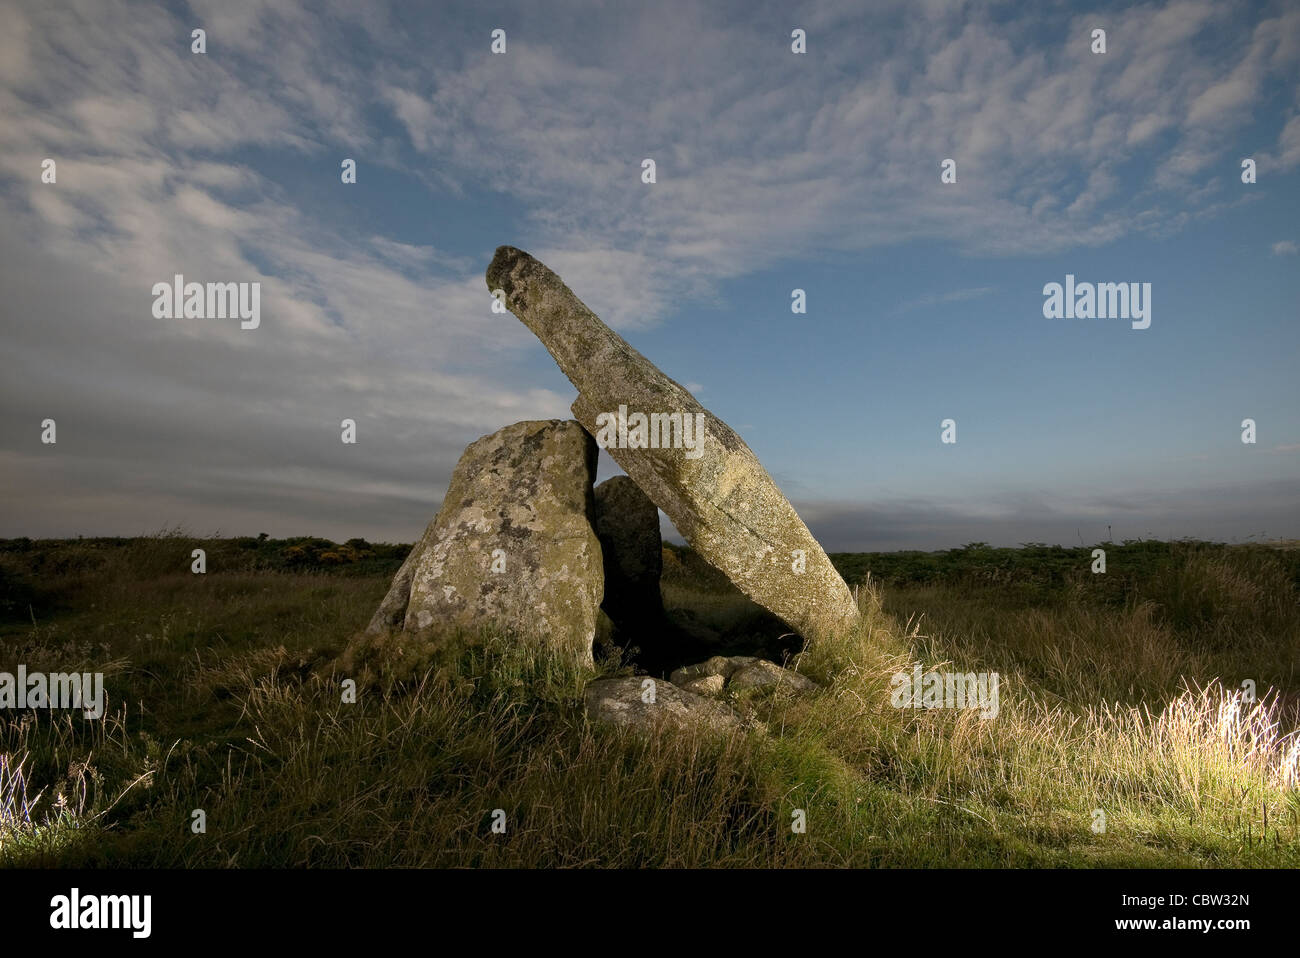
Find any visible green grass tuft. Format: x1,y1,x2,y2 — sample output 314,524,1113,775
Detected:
1,534,1297,866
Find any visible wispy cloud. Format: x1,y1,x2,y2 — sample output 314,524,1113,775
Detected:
895,286,995,314
1,0,1296,542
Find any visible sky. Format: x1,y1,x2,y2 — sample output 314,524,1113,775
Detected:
0,0,1297,551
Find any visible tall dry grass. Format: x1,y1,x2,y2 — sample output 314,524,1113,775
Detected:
1,536,1297,866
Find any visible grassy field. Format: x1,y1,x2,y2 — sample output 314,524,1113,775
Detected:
1,533,1298,867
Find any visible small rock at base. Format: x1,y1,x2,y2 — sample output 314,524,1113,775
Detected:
584,676,745,732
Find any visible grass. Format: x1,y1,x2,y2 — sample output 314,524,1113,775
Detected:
1,533,1298,867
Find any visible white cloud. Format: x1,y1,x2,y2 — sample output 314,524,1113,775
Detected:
0,0,588,540
2,0,1296,539
896,286,995,313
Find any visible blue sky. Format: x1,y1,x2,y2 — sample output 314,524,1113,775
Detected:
0,0,1297,549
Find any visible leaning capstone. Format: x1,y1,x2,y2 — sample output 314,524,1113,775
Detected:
486,247,859,644
593,475,664,632
584,676,744,733
367,419,603,667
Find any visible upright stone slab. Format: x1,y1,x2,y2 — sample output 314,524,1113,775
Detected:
367,522,436,635
367,419,603,667
486,247,859,643
593,475,664,631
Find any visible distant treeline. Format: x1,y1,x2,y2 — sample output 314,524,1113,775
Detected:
0,527,410,579
2,534,1296,625
830,539,1300,607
